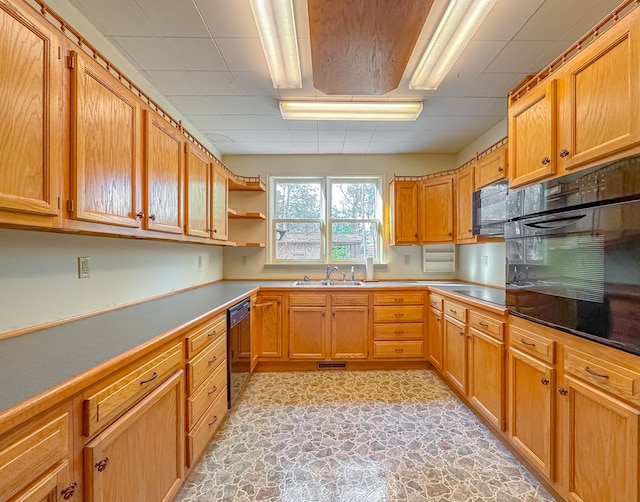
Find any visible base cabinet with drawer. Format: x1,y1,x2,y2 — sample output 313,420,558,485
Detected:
373,292,425,359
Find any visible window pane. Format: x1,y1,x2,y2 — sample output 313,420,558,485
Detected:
275,182,321,219
331,222,377,260
275,222,321,260
331,182,377,219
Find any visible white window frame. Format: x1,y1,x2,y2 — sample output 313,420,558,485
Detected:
269,176,383,264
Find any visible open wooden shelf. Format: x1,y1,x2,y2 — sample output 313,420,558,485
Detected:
228,175,266,192
228,208,266,220
234,242,265,248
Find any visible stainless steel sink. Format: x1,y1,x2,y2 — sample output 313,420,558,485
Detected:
291,280,365,287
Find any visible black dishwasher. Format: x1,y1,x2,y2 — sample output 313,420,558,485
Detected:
227,298,251,408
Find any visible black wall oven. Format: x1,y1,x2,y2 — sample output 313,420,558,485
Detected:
505,155,640,356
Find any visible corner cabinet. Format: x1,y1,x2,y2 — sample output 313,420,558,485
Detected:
69,49,142,228
455,162,475,243
210,161,228,241
0,1,63,227
227,174,266,247
390,179,420,245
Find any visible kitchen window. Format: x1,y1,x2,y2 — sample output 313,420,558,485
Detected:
269,176,382,264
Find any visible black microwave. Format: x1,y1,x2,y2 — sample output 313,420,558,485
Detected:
472,179,508,236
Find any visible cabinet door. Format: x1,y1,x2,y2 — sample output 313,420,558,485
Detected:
427,306,443,371
0,3,62,222
475,144,507,188
143,111,183,234
10,462,72,502
391,180,419,244
456,165,474,242
508,81,556,188
70,50,141,228
421,177,454,243
558,14,640,172
508,348,555,480
563,376,639,502
84,371,184,502
443,315,467,394
184,144,210,238
210,163,228,240
288,307,326,359
331,306,368,359
254,295,283,358
469,328,505,431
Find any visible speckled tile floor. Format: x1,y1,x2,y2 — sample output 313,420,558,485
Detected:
175,370,555,502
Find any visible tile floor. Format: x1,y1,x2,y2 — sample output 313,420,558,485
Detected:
175,370,555,502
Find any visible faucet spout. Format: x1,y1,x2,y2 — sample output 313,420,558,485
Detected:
326,266,339,280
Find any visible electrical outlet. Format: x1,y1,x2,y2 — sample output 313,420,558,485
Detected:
404,254,410,265
78,257,91,278
241,256,248,266
197,255,203,268
482,255,489,268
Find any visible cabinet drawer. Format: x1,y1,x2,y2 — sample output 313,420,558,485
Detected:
374,323,424,340
469,311,504,341
429,293,443,311
374,305,424,323
509,325,555,363
187,335,226,394
186,313,226,358
373,341,424,359
187,388,228,467
187,362,227,430
443,301,467,323
564,348,640,406
84,342,183,436
289,294,326,306
374,292,424,305
332,293,368,306
0,413,68,502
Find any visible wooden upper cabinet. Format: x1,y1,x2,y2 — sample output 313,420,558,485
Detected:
143,111,183,234
508,81,556,188
475,142,507,189
210,162,228,241
184,144,210,238
0,2,62,223
456,164,475,242
421,176,454,243
557,13,640,172
70,49,142,228
390,180,419,245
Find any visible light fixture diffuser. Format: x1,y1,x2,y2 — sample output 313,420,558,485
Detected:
249,0,302,89
279,101,424,121
410,0,497,90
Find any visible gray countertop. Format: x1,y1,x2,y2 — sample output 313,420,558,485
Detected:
0,280,504,417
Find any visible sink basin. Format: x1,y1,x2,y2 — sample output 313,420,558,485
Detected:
291,280,365,287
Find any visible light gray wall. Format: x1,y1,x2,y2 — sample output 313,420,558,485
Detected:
456,118,507,167
0,229,223,333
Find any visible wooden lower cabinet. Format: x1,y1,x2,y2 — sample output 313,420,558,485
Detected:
288,306,327,360
254,294,283,359
469,327,505,430
331,305,368,359
84,371,184,502
508,347,555,480
443,315,468,394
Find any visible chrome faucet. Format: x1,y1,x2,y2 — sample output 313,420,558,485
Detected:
326,266,339,280
350,266,355,281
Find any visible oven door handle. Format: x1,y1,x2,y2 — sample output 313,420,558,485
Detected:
523,214,586,230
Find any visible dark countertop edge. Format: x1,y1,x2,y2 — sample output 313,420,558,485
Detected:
0,280,503,430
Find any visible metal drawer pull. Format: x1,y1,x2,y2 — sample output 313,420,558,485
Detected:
585,366,609,379
394,313,404,317
558,387,568,396
208,416,218,427
541,156,551,165
540,377,550,385
207,330,217,337
208,355,218,364
448,309,457,314
61,482,78,500
394,298,404,302
459,331,464,337
394,348,404,353
140,372,158,385
95,457,109,472
208,385,218,395
478,321,489,327
394,331,405,335
520,338,536,347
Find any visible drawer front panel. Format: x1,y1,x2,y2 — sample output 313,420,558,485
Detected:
469,311,504,341
186,313,226,358
374,305,424,323
289,294,326,306
373,341,424,359
564,348,640,406
373,323,424,340
331,294,368,306
0,413,68,502
187,335,227,394
187,362,227,430
429,293,443,310
374,293,424,305
187,388,228,467
509,325,555,363
443,301,467,323
84,342,183,436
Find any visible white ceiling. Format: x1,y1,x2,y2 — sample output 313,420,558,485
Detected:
67,0,623,156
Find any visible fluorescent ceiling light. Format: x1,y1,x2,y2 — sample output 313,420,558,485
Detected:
249,0,301,89
410,0,496,90
280,101,424,121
